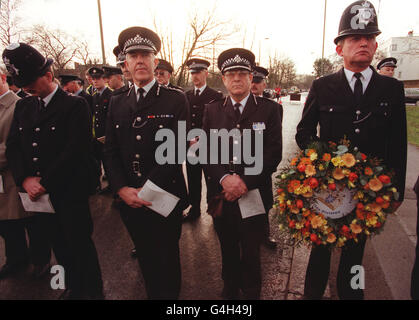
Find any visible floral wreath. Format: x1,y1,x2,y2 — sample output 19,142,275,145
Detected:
273,139,399,248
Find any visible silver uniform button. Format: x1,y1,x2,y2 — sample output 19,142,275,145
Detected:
116,125,119,128
329,108,333,112
354,147,359,152
36,172,41,176
137,117,141,121
135,154,140,159
159,125,163,129
19,127,23,131
51,127,56,131
32,143,38,147
355,128,360,134
33,158,38,162
136,135,141,141
356,110,361,115
35,128,40,132
192,114,196,118
236,124,240,128
137,173,142,177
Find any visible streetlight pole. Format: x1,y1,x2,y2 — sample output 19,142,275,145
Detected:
97,0,106,65
322,0,327,60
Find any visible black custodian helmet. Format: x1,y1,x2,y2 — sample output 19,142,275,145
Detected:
334,0,381,45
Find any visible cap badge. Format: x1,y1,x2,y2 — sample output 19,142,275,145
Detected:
350,1,376,30
124,34,156,52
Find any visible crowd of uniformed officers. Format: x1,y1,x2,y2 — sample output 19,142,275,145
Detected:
0,0,414,300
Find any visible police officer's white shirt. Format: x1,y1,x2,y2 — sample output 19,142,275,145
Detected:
134,78,156,101
97,86,107,96
230,93,250,114
42,84,58,107
344,67,372,94
194,84,207,96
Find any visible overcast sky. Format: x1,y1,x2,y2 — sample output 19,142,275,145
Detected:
16,0,419,74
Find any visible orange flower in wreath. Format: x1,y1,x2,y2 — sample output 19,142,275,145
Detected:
290,158,298,166
300,157,312,166
322,153,331,161
350,222,362,234
305,165,316,177
332,168,345,180
364,167,373,176
288,180,301,193
327,233,336,243
341,153,356,168
369,178,383,192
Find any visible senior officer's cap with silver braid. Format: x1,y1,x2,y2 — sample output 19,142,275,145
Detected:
118,26,161,55
334,0,381,45
217,48,255,74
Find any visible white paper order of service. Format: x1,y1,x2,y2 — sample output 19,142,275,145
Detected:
238,189,266,219
137,180,180,217
18,193,56,213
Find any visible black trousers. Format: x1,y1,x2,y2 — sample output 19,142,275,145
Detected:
49,195,103,297
0,219,28,265
213,201,265,299
0,216,52,267
119,204,182,300
411,176,419,300
304,238,366,300
186,162,203,212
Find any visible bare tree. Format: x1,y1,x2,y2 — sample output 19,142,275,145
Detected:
154,6,238,87
0,0,22,48
24,25,90,73
313,58,334,78
267,54,297,89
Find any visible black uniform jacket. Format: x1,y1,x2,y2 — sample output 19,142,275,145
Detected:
186,86,223,130
92,87,113,138
6,88,94,197
296,67,407,200
104,81,189,211
203,94,283,211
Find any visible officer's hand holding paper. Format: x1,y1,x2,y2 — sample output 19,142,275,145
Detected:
137,180,180,218
238,189,266,219
18,193,55,213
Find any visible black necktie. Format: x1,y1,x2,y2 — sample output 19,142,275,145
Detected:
354,72,363,106
195,89,200,97
38,99,46,113
234,103,241,122
137,88,145,108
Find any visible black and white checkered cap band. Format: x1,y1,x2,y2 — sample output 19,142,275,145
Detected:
123,34,157,53
253,71,266,79
221,55,252,72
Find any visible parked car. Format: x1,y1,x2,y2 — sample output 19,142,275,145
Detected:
405,88,419,105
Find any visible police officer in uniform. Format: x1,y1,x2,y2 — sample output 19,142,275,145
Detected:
103,66,125,92
203,48,283,299
59,74,93,114
85,68,95,96
3,43,103,299
114,45,133,91
89,67,112,190
183,58,223,222
155,59,183,91
251,66,269,97
296,1,407,300
104,26,188,299
377,57,397,78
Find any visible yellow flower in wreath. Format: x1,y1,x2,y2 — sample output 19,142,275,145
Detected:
331,156,343,167
369,178,383,192
305,164,316,177
311,215,325,229
350,222,362,234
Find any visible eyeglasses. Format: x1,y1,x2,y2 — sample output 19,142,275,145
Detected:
224,70,250,79
154,71,167,76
